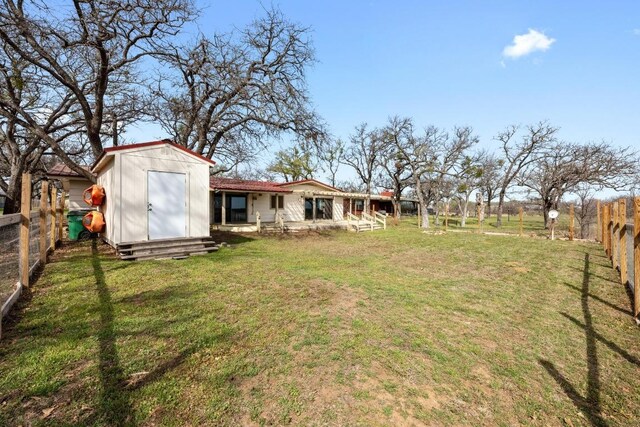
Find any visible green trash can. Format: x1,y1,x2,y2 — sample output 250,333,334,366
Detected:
67,210,91,241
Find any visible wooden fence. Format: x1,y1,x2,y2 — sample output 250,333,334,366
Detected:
598,198,639,321
0,174,66,339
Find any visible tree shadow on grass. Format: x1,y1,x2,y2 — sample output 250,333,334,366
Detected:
539,253,608,427
90,241,233,425
92,240,132,426
561,282,632,316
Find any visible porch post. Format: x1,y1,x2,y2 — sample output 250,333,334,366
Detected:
349,198,353,215
275,193,279,222
312,196,316,222
213,193,216,224
333,196,336,222
221,191,226,225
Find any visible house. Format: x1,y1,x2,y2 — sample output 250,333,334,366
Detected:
91,140,215,248
209,177,416,232
46,164,94,210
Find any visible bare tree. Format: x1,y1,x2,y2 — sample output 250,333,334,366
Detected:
320,139,344,188
149,9,325,167
379,117,413,219
494,122,557,227
453,154,483,227
0,40,90,213
477,152,503,217
343,123,382,214
574,185,597,239
0,0,195,180
392,122,444,229
521,141,639,227
422,126,479,226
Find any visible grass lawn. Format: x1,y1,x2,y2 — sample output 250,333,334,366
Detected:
0,221,638,426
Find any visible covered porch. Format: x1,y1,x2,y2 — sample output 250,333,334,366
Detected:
211,220,352,233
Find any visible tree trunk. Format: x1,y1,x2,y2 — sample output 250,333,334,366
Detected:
2,164,26,215
496,190,506,227
542,199,554,229
461,193,470,227
486,198,492,218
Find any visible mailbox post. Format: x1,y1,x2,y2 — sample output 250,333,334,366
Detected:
549,209,559,241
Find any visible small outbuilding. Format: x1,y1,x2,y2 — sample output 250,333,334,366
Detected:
47,164,94,210
92,140,215,247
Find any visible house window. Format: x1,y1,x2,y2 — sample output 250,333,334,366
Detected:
354,199,364,211
270,195,284,209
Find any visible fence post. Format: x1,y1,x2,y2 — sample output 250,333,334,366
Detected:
519,207,523,237
634,197,640,319
20,173,32,289
57,191,65,243
596,200,601,242
39,181,49,265
619,198,627,286
611,201,620,269
569,204,574,241
50,187,57,250
604,204,611,258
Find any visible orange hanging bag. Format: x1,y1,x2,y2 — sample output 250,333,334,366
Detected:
82,211,105,233
83,184,105,206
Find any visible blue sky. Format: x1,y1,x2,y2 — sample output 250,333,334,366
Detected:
127,0,640,188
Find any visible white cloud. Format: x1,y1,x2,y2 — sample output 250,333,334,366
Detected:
502,29,556,59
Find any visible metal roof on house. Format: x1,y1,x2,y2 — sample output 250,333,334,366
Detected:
277,179,342,192
47,163,93,178
210,177,293,193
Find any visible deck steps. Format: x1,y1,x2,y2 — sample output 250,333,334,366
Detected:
351,221,384,232
117,237,220,261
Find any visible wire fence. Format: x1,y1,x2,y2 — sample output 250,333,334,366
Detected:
599,197,639,321
0,215,21,315
1,176,64,340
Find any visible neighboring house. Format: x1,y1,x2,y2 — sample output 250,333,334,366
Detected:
47,164,94,210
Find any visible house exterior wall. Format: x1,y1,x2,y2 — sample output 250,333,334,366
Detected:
248,193,275,223
284,193,305,221
68,178,93,210
97,145,211,245
97,159,117,245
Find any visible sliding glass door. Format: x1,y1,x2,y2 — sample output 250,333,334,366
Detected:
304,198,333,220
213,193,248,224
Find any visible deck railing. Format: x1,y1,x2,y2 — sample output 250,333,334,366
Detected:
374,212,387,230
346,213,361,232
361,212,375,231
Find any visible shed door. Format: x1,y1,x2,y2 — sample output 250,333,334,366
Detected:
147,171,186,240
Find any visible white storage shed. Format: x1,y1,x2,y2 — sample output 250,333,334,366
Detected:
92,140,215,247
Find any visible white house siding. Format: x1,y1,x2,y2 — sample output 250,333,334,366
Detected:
96,159,117,245
284,193,305,221
248,193,275,223
98,145,210,245
333,196,344,221
67,178,93,210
